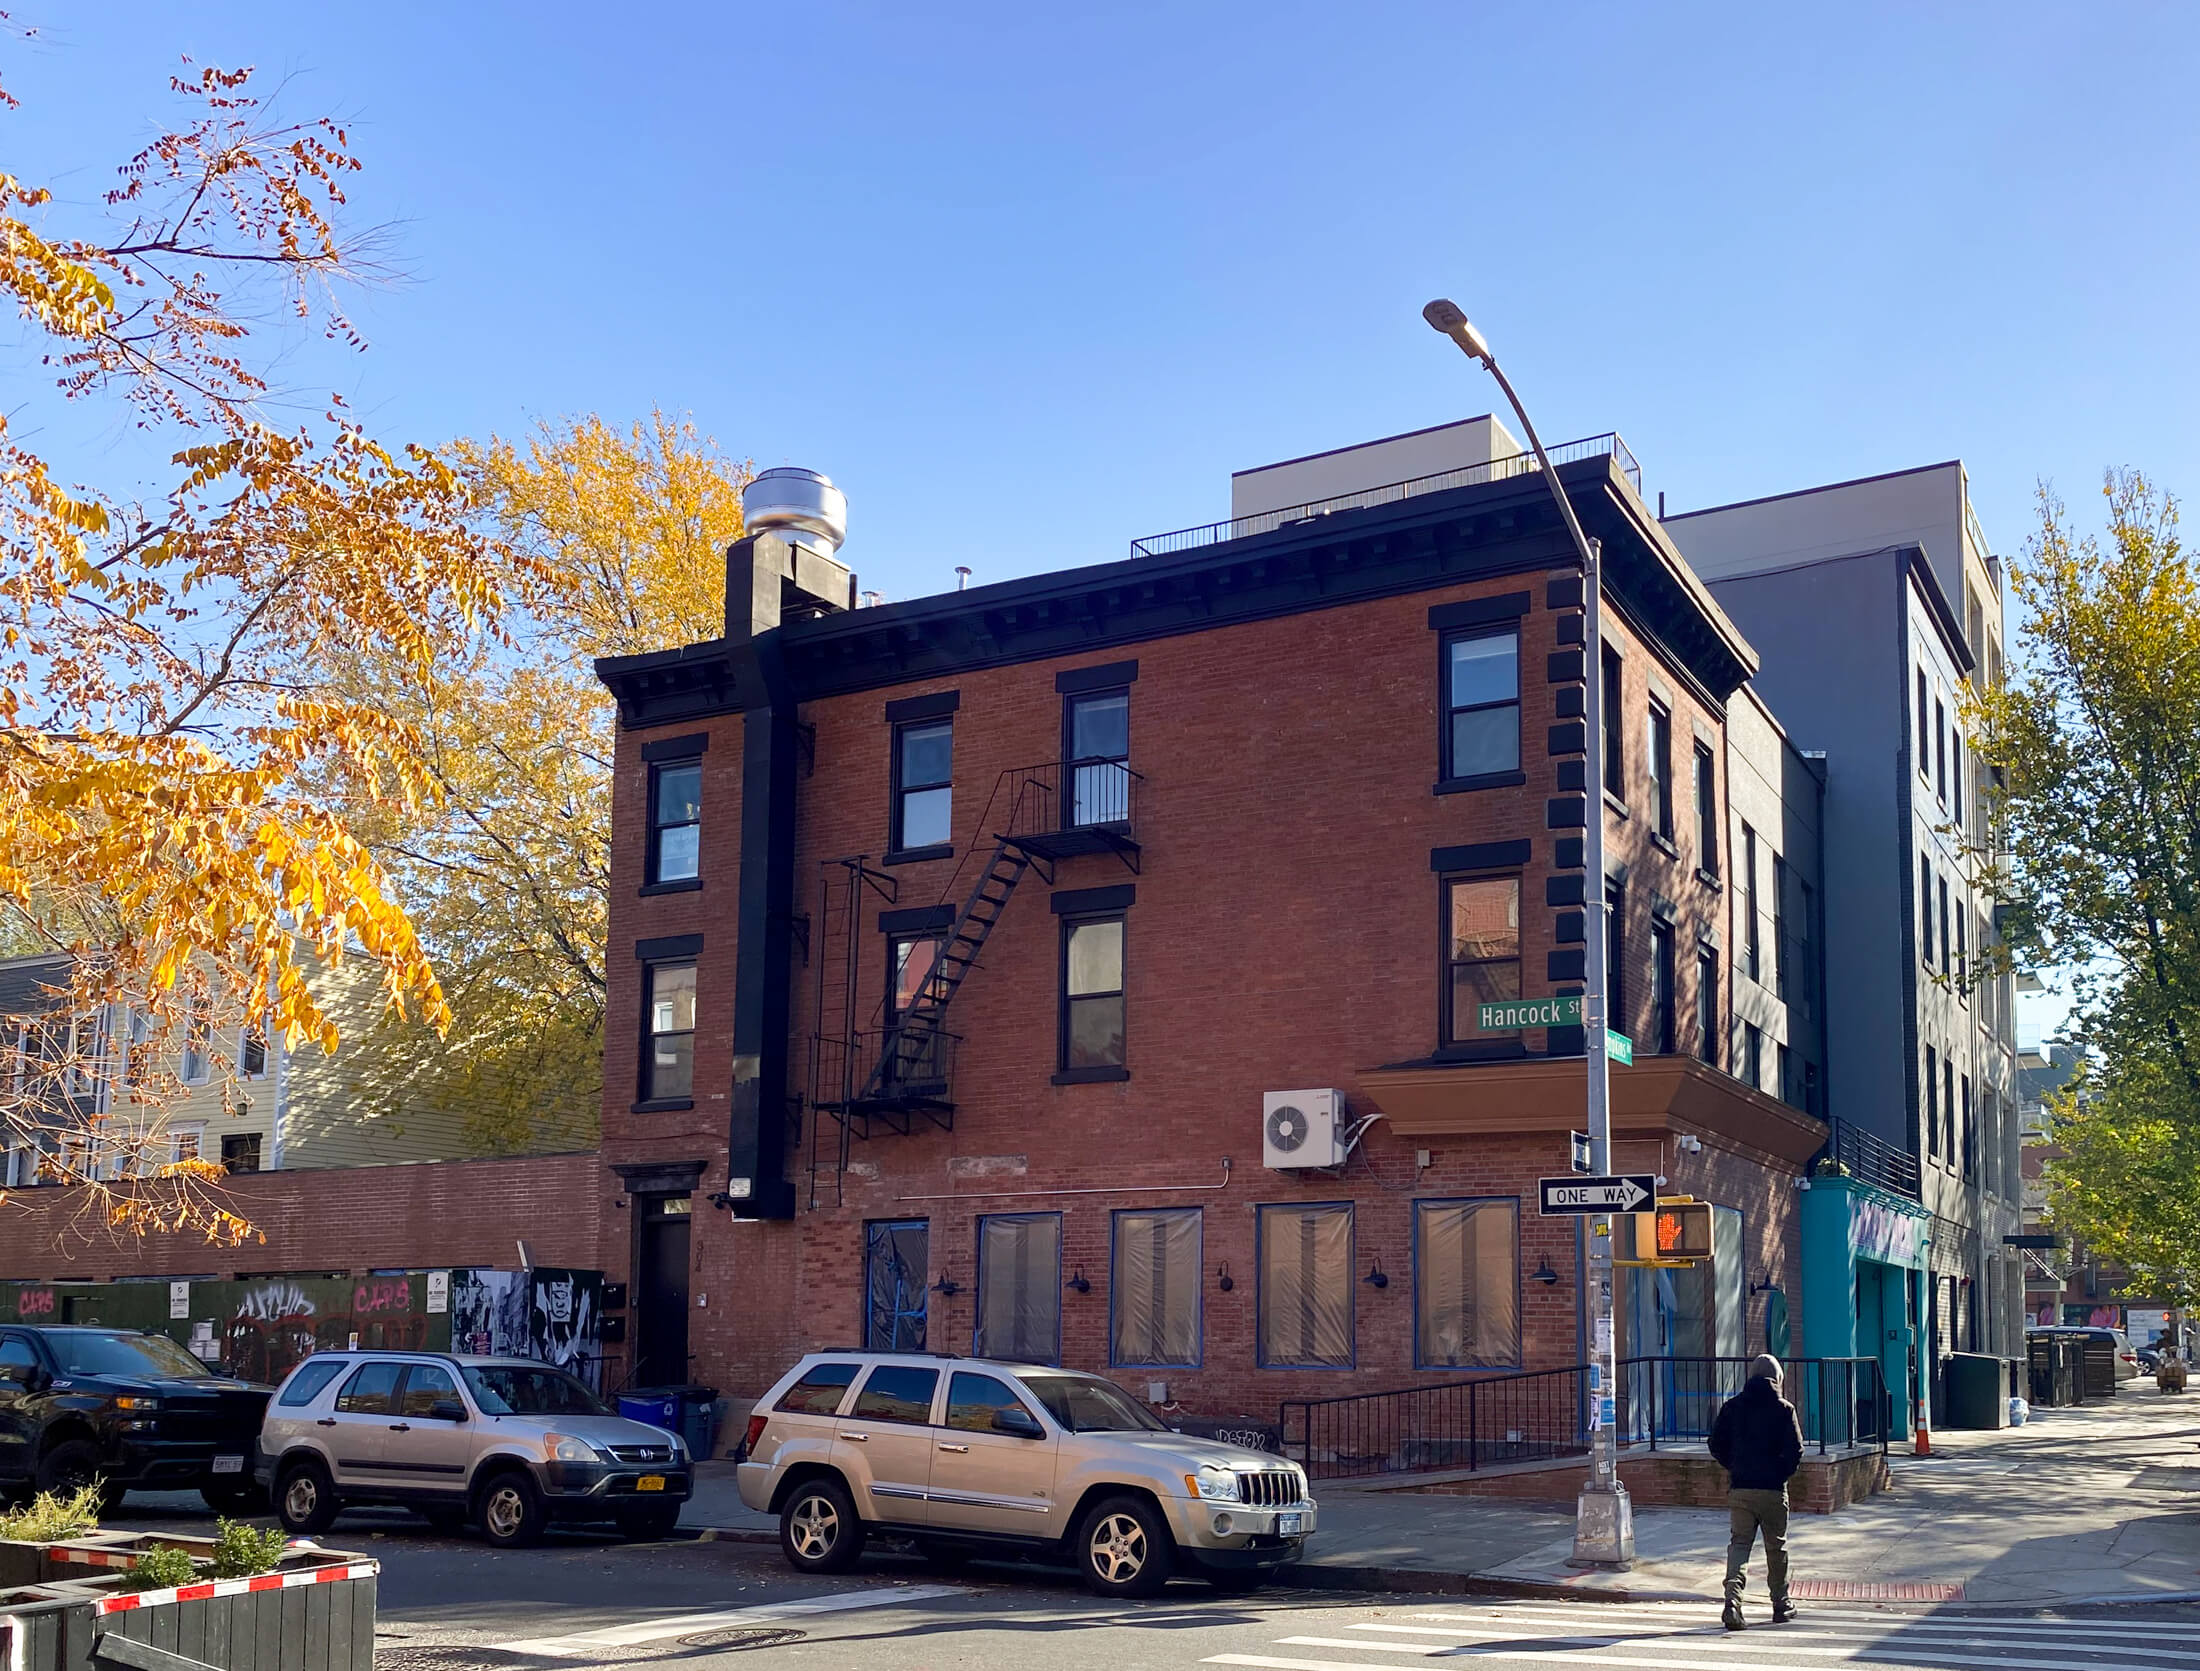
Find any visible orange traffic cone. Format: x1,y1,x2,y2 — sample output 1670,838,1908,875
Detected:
1913,1424,1932,1457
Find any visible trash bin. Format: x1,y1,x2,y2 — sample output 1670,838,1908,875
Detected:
1944,1353,2008,1428
617,1384,720,1456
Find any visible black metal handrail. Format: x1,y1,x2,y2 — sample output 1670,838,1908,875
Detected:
811,1027,960,1114
999,758,1145,841
1279,1353,1885,1480
1822,1117,1921,1198
1130,433,1643,559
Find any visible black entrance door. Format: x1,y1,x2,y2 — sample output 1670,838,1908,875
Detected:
635,1195,693,1385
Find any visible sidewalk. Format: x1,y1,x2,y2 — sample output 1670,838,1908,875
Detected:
686,1385,2200,1607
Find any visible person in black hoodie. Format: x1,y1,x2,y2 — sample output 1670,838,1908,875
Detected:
1707,1353,1803,1630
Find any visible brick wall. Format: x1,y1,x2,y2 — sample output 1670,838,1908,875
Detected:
0,1152,604,1281
599,563,1809,1411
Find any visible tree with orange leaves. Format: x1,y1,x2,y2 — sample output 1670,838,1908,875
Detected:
0,55,556,1238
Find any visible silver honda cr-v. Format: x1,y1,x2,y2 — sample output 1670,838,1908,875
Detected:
256,1350,692,1546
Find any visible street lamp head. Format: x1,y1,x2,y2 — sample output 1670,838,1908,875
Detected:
1422,298,1492,363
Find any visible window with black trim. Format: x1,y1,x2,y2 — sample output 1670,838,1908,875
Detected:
643,961,696,1101
240,1024,267,1080
888,933,946,1085
1695,946,1718,1065
1601,645,1624,795
892,719,952,852
1605,881,1626,1039
1693,744,1717,874
1743,1022,1761,1090
1935,696,1948,803
1066,690,1131,827
1943,1059,1956,1159
1938,876,1952,975
1442,875,1521,1049
1257,1202,1353,1369
1442,626,1520,780
1956,902,1968,998
1920,857,1935,965
1742,825,1761,981
1917,668,1930,775
1961,1075,1974,1179
1925,1044,1940,1156
649,760,702,884
1772,855,1789,999
1647,702,1673,837
1060,916,1125,1072
1650,920,1676,1055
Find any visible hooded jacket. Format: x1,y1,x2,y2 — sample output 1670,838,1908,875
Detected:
1708,1375,1804,1491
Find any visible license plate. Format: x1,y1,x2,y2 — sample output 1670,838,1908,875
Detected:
637,1475,666,1492
212,1456,245,1475
1276,1512,1302,1536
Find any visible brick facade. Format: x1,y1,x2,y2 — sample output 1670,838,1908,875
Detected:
595,454,1825,1415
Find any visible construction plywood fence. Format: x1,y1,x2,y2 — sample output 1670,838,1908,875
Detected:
0,1268,606,1389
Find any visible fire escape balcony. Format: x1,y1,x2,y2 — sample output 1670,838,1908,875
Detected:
812,1026,960,1137
999,758,1143,871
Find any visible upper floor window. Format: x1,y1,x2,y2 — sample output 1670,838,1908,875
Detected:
1649,921,1676,1055
1695,946,1718,1065
1798,881,1817,1017
180,1002,210,1085
240,1025,268,1080
1443,876,1521,1049
1742,1023,1762,1091
1920,857,1935,965
892,720,953,852
1956,904,1969,998
643,962,696,1101
1601,645,1624,796
1442,628,1520,781
1693,745,1717,875
1605,881,1627,1039
1066,691,1131,827
1961,1075,1975,1180
1935,697,1948,804
649,760,703,884
1646,703,1674,837
1925,1044,1940,1156
171,1124,204,1165
1742,825,1761,981
1772,855,1789,1000
1060,916,1125,1074
887,933,947,1086
1938,877,1952,976
1916,668,1930,775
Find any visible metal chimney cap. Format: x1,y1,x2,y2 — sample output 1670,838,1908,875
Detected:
742,466,847,556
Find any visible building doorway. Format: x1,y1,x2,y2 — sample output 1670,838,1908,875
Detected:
635,1194,693,1385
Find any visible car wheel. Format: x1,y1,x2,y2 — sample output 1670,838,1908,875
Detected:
478,1472,549,1548
201,1483,270,1517
617,1503,682,1542
1203,1566,1270,1595
1078,1495,1173,1598
276,1460,339,1535
37,1441,124,1513
779,1476,864,1573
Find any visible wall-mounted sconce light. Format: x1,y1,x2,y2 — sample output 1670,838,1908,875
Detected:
1749,1274,1780,1295
1531,1258,1561,1286
1065,1267,1091,1294
930,1273,961,1297
1216,1262,1234,1293
1363,1257,1390,1290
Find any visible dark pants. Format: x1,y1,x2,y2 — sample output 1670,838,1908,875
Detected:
1723,1487,1790,1605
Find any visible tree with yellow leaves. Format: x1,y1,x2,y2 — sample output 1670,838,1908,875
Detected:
319,414,747,1154
0,56,553,1236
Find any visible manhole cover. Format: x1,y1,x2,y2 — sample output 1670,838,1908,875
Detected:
1790,1580,1964,1602
676,1628,806,1652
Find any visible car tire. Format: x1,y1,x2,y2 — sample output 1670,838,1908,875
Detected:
478,1471,548,1548
37,1441,124,1514
201,1482,270,1517
617,1503,682,1542
1077,1494,1173,1598
1203,1566,1270,1595
779,1476,864,1574
276,1460,339,1534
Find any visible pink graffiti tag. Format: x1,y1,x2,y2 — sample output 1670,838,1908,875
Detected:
15,1289,54,1318
352,1279,412,1315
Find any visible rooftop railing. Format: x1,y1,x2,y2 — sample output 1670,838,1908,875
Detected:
1130,432,1642,560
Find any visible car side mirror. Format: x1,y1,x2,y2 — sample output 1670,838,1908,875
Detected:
429,1400,468,1423
991,1406,1044,1439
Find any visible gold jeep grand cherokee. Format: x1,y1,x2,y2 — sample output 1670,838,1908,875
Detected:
735,1352,1315,1596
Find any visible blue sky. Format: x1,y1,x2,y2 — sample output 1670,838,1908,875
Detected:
10,2,2193,1037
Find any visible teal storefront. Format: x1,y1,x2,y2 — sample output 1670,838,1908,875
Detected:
1801,1174,1931,1440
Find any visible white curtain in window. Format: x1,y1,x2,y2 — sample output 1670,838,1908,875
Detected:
1415,1200,1519,1367
1112,1208,1201,1366
1258,1204,1352,1367
975,1213,1062,1365
1713,1205,1745,1360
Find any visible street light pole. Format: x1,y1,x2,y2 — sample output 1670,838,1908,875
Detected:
1423,300,1633,1568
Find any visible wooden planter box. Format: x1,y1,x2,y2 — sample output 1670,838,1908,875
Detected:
0,1537,375,1671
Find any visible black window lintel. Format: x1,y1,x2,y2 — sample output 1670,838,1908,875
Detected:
1430,839,1531,874
1056,660,1139,694
884,690,960,723
641,733,709,762
880,904,957,936
1051,884,1136,916
1427,591,1531,632
635,933,704,961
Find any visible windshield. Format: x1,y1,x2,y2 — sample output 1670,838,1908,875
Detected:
1020,1374,1167,1433
48,1331,211,1381
462,1365,607,1417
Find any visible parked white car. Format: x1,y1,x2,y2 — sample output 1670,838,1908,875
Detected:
736,1352,1314,1596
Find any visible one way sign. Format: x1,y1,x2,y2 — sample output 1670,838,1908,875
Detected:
1539,1174,1657,1215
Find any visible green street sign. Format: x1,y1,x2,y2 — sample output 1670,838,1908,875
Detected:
1478,995,1583,1030
1605,1030,1634,1066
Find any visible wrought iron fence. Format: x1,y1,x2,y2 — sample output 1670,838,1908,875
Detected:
1822,1116,1921,1197
1130,433,1642,560
1618,1356,1888,1456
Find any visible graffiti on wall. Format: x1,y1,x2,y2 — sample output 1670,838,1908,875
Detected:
222,1279,431,1385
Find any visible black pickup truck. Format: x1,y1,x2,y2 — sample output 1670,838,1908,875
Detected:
0,1325,271,1511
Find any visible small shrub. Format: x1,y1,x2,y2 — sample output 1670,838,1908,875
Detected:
0,1486,104,1541
118,1544,202,1593
209,1519,290,1579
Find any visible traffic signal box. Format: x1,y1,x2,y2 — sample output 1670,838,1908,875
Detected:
1614,1197,1713,1267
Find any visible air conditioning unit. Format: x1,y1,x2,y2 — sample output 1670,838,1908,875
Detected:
1263,1089,1349,1170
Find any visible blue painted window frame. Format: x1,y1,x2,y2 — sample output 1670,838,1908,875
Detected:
1108,1206,1202,1369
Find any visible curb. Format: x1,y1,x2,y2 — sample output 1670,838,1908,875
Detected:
684,1526,781,1545
1279,1565,1699,1604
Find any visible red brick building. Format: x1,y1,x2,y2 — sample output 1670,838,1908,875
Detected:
593,436,1828,1421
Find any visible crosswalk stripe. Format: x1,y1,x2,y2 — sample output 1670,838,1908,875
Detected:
1391,1613,2195,1657
1210,1640,2188,1671
1356,1621,2196,1666
1413,1604,2200,1639
490,1583,963,1656
1277,1641,1446,1657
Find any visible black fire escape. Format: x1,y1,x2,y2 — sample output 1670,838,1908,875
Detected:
805,759,1141,1205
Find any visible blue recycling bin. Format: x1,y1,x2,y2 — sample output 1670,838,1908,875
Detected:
618,1384,720,1455
617,1390,681,1430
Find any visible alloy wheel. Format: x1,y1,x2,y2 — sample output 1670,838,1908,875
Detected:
788,1494,839,1561
283,1475,319,1523
1088,1512,1148,1585
483,1485,526,1542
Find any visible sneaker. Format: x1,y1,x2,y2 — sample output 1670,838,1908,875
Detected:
1721,1600,1746,1632
1772,1602,1798,1624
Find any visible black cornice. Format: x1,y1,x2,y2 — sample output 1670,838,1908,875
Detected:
593,457,1760,728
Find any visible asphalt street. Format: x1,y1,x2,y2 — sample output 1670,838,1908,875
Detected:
99,1496,2200,1671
